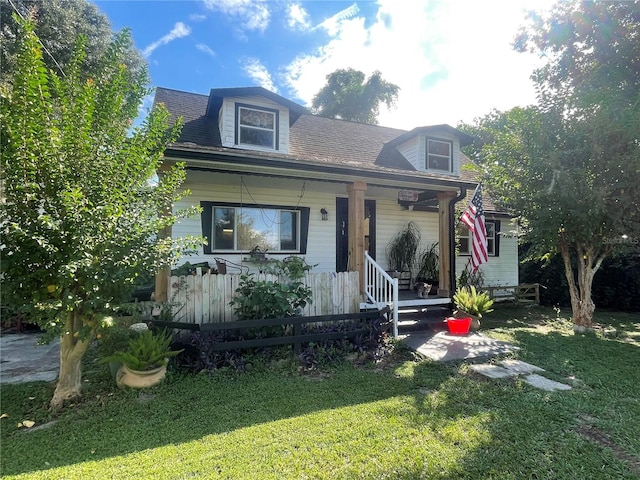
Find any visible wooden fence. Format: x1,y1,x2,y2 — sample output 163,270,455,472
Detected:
483,283,540,304
167,271,360,324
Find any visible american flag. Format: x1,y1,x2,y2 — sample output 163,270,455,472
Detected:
460,185,488,273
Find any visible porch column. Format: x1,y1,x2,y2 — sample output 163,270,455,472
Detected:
154,164,173,303
437,191,456,298
347,182,367,294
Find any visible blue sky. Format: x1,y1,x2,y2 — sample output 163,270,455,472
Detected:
95,0,556,129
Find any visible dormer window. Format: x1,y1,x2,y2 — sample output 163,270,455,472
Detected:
426,138,452,172
236,103,279,150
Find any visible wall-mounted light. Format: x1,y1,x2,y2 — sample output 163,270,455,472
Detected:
320,208,328,221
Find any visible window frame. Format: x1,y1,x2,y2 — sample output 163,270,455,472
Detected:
425,137,453,173
235,103,279,151
457,220,499,257
201,201,310,255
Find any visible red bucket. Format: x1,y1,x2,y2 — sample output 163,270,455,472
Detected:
446,317,471,335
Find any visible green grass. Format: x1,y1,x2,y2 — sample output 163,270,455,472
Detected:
1,306,639,479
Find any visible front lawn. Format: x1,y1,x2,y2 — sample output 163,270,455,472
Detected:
1,306,639,479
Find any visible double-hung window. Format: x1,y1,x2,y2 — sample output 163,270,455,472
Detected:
236,104,278,150
201,202,310,254
426,138,453,172
458,221,497,256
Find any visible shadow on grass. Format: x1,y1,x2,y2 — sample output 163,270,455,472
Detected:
1,356,460,476
2,311,639,478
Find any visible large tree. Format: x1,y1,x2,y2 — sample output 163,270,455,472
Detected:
0,0,145,84
462,1,640,328
311,68,399,124
0,18,200,409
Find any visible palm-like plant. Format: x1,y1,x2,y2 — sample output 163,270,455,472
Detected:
453,286,494,318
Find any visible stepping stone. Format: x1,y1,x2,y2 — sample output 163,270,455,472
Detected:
469,364,515,379
499,359,545,375
524,374,572,391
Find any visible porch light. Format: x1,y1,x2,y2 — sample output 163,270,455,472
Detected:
320,208,328,221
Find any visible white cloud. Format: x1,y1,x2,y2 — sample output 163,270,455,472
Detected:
142,22,191,58
203,0,270,32
314,3,359,36
189,13,207,22
243,57,278,93
196,43,216,57
285,0,556,129
287,3,311,30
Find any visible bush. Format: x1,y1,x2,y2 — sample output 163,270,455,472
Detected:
230,257,313,320
171,316,390,374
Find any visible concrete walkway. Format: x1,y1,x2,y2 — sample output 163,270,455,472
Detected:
401,331,520,362
0,333,60,384
401,331,573,392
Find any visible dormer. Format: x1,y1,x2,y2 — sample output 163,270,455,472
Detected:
205,87,306,155
376,125,474,177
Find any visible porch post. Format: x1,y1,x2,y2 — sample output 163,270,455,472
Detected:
154,164,172,303
347,182,367,294
437,191,456,298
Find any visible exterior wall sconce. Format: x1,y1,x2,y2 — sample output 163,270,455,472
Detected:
320,208,328,221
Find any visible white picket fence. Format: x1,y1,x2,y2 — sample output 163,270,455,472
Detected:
167,271,361,324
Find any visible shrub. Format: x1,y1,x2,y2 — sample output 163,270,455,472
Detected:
230,257,314,320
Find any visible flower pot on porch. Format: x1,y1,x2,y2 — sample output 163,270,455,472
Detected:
115,362,167,389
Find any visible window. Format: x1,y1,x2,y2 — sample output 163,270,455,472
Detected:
458,221,498,256
201,202,310,254
236,104,278,150
426,138,452,172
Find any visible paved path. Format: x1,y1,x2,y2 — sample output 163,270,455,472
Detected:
401,332,572,392
400,331,520,361
0,333,59,384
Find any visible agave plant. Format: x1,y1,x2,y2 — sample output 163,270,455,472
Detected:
453,286,494,318
103,329,183,371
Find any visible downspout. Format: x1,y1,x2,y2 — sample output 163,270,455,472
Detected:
448,187,468,294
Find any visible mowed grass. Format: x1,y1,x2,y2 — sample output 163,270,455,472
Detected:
1,306,639,479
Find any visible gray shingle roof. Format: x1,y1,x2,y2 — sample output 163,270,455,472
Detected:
153,86,480,185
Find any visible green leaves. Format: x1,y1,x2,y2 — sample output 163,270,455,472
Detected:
453,286,494,318
311,69,399,125
1,17,200,334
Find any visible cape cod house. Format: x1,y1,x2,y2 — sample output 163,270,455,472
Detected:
153,86,517,333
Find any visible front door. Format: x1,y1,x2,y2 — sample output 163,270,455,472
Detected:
336,198,376,272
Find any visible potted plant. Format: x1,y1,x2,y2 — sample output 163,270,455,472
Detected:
415,241,439,295
103,329,183,388
385,221,421,290
452,286,494,331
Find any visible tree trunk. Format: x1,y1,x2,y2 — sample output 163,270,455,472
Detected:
50,312,93,410
559,236,606,329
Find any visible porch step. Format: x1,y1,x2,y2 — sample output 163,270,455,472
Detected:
397,306,451,333
359,296,451,311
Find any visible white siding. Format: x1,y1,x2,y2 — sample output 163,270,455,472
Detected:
454,219,519,287
368,185,439,272
172,174,518,286
173,172,341,273
396,137,420,170
219,95,290,154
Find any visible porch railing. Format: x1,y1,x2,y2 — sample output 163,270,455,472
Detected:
364,251,399,337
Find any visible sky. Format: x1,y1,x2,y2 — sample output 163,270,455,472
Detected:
94,0,557,130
